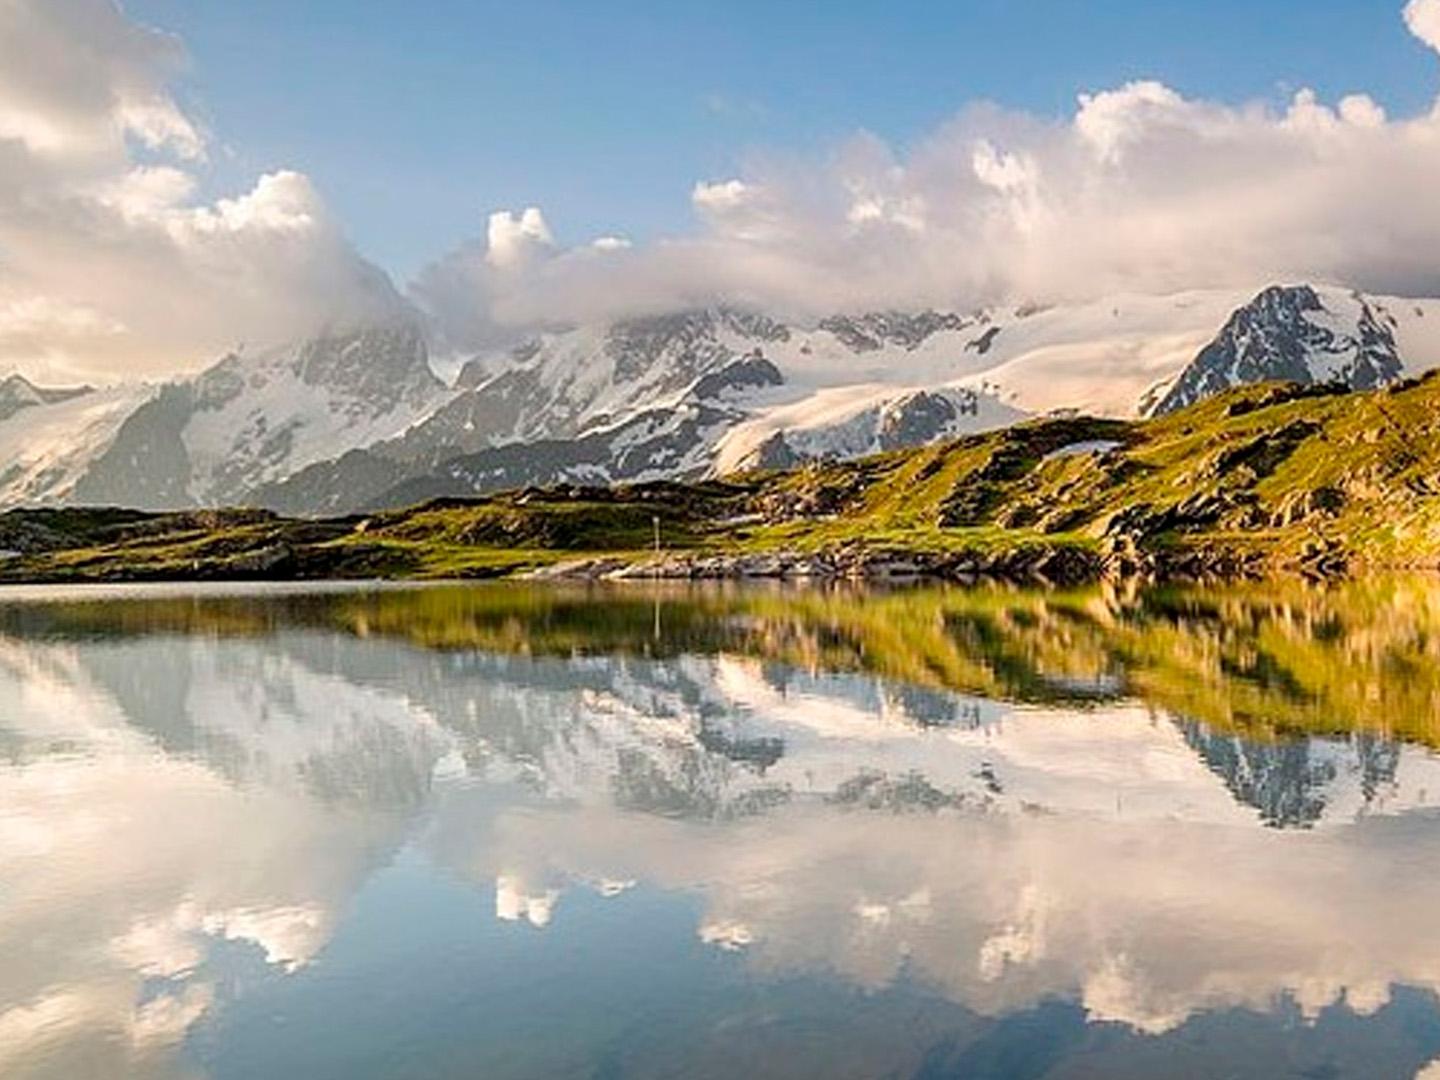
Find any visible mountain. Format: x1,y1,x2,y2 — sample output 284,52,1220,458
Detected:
1146,286,1432,415
69,324,448,510
255,348,791,514
255,285,1439,514
0,379,156,505
1,285,1438,514
259,308,1030,513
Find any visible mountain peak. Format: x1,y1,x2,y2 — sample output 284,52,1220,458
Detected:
290,322,443,409
1149,285,1405,416
0,373,95,423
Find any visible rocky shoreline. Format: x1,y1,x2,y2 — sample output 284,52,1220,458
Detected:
522,540,1272,587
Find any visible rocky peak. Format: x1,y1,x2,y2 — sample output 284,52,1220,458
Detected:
818,311,973,353
291,323,442,412
0,373,94,423
688,353,784,402
603,308,788,385
1150,285,1404,415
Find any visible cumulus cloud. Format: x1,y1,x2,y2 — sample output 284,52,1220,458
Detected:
1408,0,1440,55
0,0,400,381
484,206,554,268
415,3,1440,352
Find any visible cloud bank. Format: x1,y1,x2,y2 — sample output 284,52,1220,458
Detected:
0,0,400,380
423,0,1440,352
1,1,1439,375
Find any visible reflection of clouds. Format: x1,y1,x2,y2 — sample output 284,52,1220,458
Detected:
399,637,1440,1040
698,919,754,951
462,799,1440,1035
0,634,448,1080
495,875,559,928
201,905,331,973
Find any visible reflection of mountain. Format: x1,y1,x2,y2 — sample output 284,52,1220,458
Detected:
4,588,1438,831
63,635,451,807
1178,720,1403,828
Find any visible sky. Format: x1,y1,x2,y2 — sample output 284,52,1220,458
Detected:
2,0,1440,380
126,0,1440,278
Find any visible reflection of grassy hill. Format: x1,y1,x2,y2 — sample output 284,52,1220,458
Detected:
2,373,1440,582
6,577,1440,749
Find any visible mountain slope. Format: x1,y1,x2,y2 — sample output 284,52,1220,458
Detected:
0,382,157,506
0,373,94,423
68,324,451,510
259,286,1440,515
2,285,1439,514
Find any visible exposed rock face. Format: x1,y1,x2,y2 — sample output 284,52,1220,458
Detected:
71,322,445,510
877,391,968,451
689,353,783,401
1151,286,1405,415
817,311,974,352
728,387,1019,475
526,542,1103,587
260,352,786,514
369,400,745,510
0,374,93,423
71,385,196,509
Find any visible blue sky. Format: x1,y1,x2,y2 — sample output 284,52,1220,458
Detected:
126,0,1440,280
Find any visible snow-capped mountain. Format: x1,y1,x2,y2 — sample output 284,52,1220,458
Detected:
0,379,157,505
1146,286,1430,415
67,324,450,510
2,284,1438,513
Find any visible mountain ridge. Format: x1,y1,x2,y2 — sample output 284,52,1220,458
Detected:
2,284,1438,515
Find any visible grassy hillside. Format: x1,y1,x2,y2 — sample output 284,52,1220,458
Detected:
2,372,1440,583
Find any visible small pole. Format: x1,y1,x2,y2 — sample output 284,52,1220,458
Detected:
653,514,661,555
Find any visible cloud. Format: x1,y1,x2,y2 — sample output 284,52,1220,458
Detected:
415,3,1440,351
485,206,554,268
692,178,753,212
1408,0,1440,55
0,0,400,382
4,1,1440,378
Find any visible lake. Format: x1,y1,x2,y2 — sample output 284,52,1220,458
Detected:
4,579,1440,1079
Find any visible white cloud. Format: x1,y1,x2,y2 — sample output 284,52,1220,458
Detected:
0,0,400,382
4,1,1440,379
485,206,554,268
692,178,752,212
1408,0,1440,55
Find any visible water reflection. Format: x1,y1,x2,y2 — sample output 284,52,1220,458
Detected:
2,580,1440,1078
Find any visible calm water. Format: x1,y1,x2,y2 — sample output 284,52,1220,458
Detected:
5,579,1440,1079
